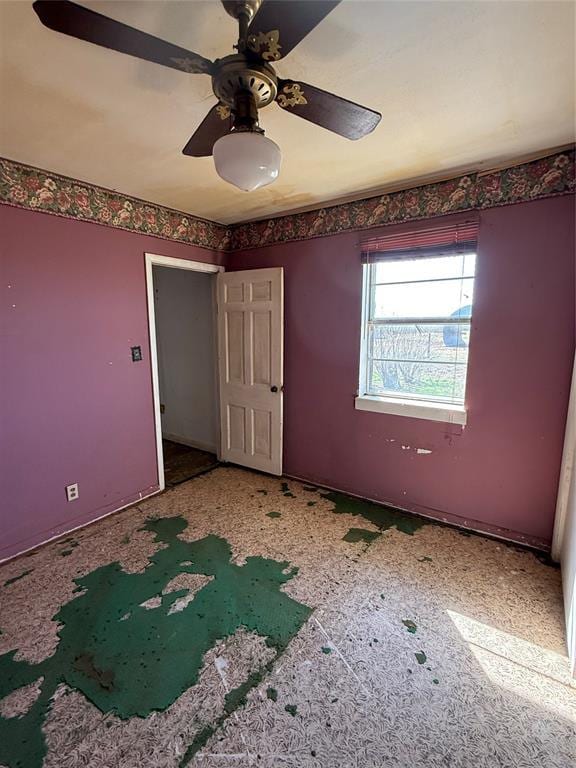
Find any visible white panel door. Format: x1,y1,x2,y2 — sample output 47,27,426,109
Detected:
217,267,284,475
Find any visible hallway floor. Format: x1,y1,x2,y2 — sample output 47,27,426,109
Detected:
0,468,574,768
162,440,219,487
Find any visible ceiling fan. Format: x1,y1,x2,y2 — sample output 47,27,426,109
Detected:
32,0,382,191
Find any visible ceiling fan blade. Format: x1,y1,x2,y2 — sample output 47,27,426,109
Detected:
182,104,233,157
33,0,213,76
275,79,381,140
247,0,341,61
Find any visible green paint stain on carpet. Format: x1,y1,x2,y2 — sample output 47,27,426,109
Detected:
320,490,426,536
342,528,380,544
179,724,215,767
180,664,281,766
284,704,298,716
266,686,278,701
281,482,295,498
321,646,332,654
3,569,33,587
60,539,79,556
415,651,427,665
0,516,311,768
402,619,417,634
266,511,281,519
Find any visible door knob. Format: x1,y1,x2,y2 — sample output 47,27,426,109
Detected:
270,385,278,393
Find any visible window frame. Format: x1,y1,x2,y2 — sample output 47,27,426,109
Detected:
356,253,475,425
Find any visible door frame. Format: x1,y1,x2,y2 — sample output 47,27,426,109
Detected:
145,253,224,491
552,353,576,561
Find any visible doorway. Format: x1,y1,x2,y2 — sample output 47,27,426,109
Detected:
145,254,223,491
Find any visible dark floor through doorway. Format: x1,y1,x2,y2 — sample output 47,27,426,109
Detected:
162,440,219,487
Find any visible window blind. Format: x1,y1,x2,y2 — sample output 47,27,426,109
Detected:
361,217,479,262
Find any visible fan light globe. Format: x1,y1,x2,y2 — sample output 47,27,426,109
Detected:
213,131,281,191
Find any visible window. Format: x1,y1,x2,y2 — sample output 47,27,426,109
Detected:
356,219,478,424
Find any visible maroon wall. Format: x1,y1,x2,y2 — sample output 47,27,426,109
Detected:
228,196,575,547
1,194,573,560
0,205,223,560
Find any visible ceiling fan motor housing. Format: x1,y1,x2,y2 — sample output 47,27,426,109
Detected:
222,0,263,22
212,54,277,110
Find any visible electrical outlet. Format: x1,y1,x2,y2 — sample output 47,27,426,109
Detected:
66,483,79,502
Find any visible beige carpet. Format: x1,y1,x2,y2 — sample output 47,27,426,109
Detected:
0,467,574,768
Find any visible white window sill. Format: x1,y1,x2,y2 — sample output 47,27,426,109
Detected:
355,395,467,425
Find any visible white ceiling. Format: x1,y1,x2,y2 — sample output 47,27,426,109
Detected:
1,0,574,224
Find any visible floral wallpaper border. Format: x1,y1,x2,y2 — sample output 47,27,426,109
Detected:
0,158,232,252
230,149,575,250
1,149,574,253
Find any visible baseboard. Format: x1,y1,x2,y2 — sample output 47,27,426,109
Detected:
284,472,551,553
0,485,161,564
162,433,217,454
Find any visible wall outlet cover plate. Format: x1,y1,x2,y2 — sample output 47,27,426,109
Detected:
66,483,79,502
